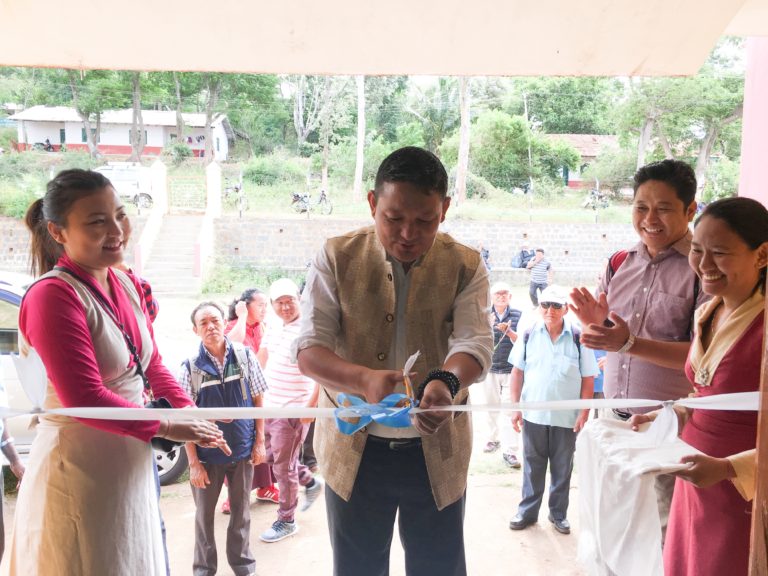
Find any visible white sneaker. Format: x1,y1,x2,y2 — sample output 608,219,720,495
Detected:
300,477,324,512
259,520,299,543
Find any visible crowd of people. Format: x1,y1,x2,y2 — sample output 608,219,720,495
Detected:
0,148,764,576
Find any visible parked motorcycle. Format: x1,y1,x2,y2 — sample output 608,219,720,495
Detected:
582,188,610,210
31,141,55,152
291,189,333,216
223,178,248,217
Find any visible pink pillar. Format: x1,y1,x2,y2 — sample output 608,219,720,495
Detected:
738,37,768,207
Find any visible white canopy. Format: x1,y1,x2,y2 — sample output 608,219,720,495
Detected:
0,0,766,76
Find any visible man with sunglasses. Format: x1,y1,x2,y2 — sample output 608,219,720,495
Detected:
508,286,597,535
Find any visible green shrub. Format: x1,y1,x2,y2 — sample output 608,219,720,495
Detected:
203,260,307,295
702,158,739,202
243,152,307,186
0,152,36,183
0,127,17,153
162,142,193,166
0,183,37,219
59,150,97,171
448,170,498,199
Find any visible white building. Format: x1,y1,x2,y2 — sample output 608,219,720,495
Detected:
9,106,231,161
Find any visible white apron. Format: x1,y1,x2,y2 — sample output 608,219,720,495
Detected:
7,270,165,576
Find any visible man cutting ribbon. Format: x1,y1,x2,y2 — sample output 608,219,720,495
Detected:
295,146,493,576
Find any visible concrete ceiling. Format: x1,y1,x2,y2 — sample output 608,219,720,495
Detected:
0,0,765,76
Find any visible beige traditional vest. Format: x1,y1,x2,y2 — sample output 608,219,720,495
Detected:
315,226,482,510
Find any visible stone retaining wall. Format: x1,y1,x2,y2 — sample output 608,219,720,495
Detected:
2,212,640,287
212,216,640,287
0,215,148,273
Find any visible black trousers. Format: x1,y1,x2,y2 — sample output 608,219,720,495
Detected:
325,437,466,576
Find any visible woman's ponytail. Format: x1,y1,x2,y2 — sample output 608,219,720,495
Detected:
24,198,61,276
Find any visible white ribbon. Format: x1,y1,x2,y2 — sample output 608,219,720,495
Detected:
8,350,760,422
0,392,756,422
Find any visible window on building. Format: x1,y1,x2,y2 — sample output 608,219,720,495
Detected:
59,128,66,144
128,130,149,144
81,128,98,143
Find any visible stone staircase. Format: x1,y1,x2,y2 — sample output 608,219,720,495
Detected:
141,214,204,296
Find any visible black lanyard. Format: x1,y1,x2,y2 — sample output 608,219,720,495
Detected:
53,266,151,394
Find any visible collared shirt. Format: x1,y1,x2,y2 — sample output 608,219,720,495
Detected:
177,338,267,402
510,317,598,428
598,232,708,407
295,242,492,437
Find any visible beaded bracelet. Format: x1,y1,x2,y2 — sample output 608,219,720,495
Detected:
417,369,461,400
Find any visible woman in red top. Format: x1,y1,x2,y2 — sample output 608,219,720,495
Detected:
7,169,228,575
226,288,268,352
632,197,767,576
222,288,280,511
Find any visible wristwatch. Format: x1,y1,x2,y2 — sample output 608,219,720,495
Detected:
617,333,636,354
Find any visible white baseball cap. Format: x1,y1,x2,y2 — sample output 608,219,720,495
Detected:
269,278,300,301
490,281,511,294
539,285,568,306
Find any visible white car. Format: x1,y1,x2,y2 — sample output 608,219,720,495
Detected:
0,276,187,484
94,163,154,209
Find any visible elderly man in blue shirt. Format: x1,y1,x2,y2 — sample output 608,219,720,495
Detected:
507,285,597,535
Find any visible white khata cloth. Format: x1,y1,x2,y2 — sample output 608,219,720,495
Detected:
576,406,700,576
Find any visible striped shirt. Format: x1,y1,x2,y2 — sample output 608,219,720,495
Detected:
529,258,551,283
262,318,315,408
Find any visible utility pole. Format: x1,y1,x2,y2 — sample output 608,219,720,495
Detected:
523,92,534,223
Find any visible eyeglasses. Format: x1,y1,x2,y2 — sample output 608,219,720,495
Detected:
540,302,564,310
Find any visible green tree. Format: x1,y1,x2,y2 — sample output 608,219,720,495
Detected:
406,78,460,152
508,78,620,134
67,70,131,158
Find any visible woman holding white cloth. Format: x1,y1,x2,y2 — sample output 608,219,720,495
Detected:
630,197,767,576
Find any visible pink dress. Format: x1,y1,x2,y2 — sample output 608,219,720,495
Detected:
663,313,762,576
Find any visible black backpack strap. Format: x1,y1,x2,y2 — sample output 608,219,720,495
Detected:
572,328,582,363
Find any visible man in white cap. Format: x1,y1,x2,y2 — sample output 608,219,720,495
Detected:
482,281,523,469
508,286,597,535
258,278,321,543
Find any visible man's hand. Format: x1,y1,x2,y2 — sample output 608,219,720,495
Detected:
235,300,247,319
189,461,210,489
411,380,453,435
569,288,609,327
675,454,735,488
363,369,406,404
573,411,589,433
250,438,266,465
511,411,523,433
579,312,631,352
